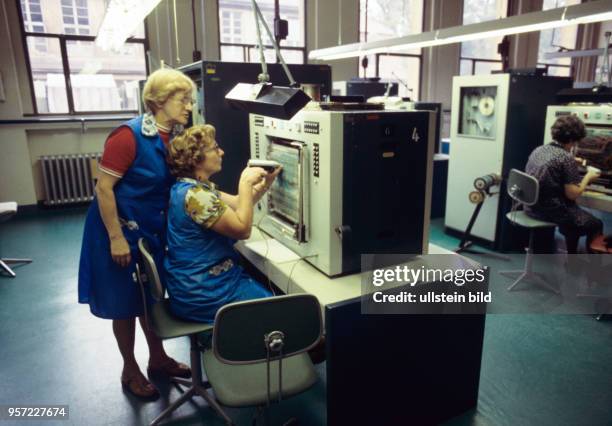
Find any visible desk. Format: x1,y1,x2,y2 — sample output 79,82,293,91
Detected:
236,228,468,308
236,230,486,425
577,191,612,213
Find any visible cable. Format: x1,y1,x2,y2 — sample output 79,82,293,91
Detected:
285,253,318,295
254,214,276,296
253,213,317,296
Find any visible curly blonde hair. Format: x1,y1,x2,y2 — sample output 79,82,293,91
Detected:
142,68,195,113
167,124,217,178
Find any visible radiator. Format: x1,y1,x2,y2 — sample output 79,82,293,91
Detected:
40,153,102,206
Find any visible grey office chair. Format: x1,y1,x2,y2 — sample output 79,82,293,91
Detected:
0,202,32,277
499,169,560,294
203,293,322,425
136,238,231,426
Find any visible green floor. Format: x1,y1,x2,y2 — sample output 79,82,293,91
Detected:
0,210,611,426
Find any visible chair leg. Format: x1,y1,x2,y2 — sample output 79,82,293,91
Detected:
194,386,234,425
0,258,32,278
149,335,233,426
506,271,528,291
3,258,33,264
150,387,196,425
499,231,559,294
171,377,193,388
0,260,16,277
189,334,234,425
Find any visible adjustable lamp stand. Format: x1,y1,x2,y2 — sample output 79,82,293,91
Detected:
224,0,310,120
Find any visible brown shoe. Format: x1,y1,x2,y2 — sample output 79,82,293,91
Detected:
147,357,191,378
121,372,160,400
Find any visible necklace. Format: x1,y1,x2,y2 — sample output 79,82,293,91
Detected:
156,122,171,133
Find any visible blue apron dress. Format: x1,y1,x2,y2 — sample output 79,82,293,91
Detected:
78,115,174,319
164,179,271,323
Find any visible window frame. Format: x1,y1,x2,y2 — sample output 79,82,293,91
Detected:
16,0,150,116
458,0,508,76
536,62,573,77
358,0,424,99
216,0,307,64
459,57,503,76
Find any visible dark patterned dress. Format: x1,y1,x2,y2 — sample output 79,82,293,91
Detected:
525,142,603,237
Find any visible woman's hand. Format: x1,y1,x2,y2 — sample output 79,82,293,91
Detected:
240,167,267,187
253,166,282,202
585,168,601,183
110,235,131,267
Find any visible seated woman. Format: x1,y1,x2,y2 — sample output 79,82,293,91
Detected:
164,124,281,323
525,115,603,254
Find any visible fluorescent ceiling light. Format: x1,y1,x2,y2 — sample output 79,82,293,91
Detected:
544,48,607,59
309,0,612,61
95,0,162,51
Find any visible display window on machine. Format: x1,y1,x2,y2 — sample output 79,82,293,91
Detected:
265,138,309,243
458,86,497,139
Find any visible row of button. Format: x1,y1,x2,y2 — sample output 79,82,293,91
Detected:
580,111,612,120
313,143,320,177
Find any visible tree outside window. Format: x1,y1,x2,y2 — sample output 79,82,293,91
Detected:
218,0,306,64
460,0,507,75
537,0,580,77
18,0,147,114
359,0,423,99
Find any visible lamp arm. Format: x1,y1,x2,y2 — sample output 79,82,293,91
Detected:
251,0,269,83
252,0,298,88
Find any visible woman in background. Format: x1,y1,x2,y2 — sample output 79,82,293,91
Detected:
525,115,603,253
79,68,194,399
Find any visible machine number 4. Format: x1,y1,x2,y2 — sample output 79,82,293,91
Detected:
411,127,420,143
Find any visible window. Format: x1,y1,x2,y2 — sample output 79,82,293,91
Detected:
21,0,47,51
218,0,306,64
537,0,580,77
61,0,90,36
460,0,508,75
18,0,147,114
359,0,423,99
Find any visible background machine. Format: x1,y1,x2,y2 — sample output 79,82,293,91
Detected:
179,61,332,193
249,108,435,276
444,72,572,251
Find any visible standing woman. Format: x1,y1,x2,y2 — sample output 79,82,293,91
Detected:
78,68,194,399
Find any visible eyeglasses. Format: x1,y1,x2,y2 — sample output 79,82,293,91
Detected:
204,142,222,153
173,96,195,106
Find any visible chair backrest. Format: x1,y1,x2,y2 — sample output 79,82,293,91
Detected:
212,293,322,365
506,169,539,206
137,238,165,302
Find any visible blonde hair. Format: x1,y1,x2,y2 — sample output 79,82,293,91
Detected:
142,68,195,113
167,124,217,178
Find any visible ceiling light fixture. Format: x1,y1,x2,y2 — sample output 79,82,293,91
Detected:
309,0,612,61
95,0,163,52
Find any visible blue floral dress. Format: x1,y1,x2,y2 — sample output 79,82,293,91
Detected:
164,177,271,323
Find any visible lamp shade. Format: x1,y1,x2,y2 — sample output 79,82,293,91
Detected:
225,83,311,120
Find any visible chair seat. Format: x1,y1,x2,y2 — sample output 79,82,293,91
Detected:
0,202,18,222
506,211,556,229
202,350,318,407
151,300,213,339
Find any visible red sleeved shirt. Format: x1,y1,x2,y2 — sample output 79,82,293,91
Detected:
99,127,170,178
